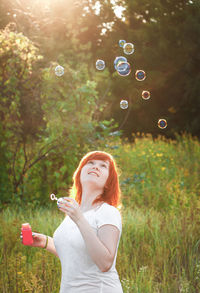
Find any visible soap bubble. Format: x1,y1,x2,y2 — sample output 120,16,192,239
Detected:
135,70,146,81
142,90,150,100
119,40,126,47
116,62,130,72
158,119,167,129
114,56,127,70
55,65,64,77
96,59,105,70
120,100,128,109
117,62,131,76
123,43,134,55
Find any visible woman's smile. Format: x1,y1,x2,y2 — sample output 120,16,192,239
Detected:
88,171,99,177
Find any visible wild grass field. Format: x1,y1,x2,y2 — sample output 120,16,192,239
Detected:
1,133,200,293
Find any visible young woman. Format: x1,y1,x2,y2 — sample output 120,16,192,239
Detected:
21,150,123,292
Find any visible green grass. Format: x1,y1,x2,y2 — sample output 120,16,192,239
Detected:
1,132,200,292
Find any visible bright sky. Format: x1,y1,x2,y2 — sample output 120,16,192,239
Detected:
114,6,126,20
92,0,126,20
111,0,126,20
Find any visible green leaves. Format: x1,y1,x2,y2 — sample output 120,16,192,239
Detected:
0,24,122,202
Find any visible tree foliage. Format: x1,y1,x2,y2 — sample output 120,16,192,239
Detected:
0,24,119,205
0,0,199,206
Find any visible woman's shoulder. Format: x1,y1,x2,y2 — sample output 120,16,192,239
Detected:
97,202,122,216
95,202,123,230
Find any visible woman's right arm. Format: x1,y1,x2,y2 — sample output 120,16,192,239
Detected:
20,232,59,258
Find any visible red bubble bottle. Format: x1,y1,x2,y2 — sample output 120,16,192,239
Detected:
21,223,33,245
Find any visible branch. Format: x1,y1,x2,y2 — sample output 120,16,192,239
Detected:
27,145,58,170
22,138,28,174
15,140,64,190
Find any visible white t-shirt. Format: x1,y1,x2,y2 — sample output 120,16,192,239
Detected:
53,202,123,293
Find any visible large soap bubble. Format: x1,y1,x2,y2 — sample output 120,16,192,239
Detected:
114,56,127,70
116,62,130,72
117,62,131,76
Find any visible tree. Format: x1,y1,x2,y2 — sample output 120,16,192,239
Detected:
0,24,118,205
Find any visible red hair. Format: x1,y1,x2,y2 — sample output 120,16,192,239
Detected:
69,151,122,209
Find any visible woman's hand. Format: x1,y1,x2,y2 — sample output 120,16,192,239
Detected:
58,197,83,224
20,232,46,248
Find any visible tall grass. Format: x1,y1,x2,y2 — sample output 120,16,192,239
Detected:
1,132,200,292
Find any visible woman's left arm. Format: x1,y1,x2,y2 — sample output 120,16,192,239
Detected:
58,197,113,272
76,215,112,272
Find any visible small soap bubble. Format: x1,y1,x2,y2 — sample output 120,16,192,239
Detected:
117,62,131,76
123,43,134,55
55,65,64,77
114,56,127,70
50,193,57,201
158,119,167,129
142,90,150,100
120,100,128,109
119,40,126,47
135,70,146,81
96,59,105,70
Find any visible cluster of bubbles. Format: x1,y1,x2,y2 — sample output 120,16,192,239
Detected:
54,40,167,130
49,40,168,202
95,39,167,129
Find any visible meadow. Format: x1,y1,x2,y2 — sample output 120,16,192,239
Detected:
0,132,200,293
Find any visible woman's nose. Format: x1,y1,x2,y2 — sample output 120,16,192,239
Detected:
92,166,99,170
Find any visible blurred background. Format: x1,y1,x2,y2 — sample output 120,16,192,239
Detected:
1,1,200,292
0,0,199,207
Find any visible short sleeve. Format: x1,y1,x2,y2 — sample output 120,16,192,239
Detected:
95,203,122,233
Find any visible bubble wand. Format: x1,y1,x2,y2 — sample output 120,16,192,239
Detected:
50,193,68,206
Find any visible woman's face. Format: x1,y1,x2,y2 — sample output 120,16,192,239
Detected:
80,159,110,189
